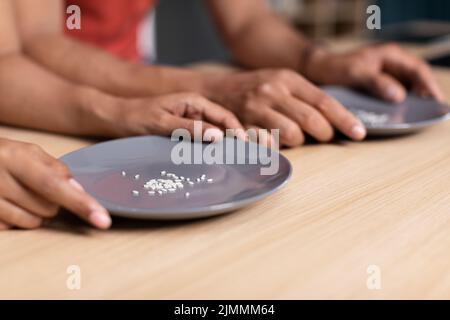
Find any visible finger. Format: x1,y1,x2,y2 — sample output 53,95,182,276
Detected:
382,49,446,102
408,65,446,102
61,178,112,229
197,101,244,131
245,125,276,149
10,160,111,229
266,90,334,142
0,220,11,230
202,105,248,142
287,77,366,140
250,104,304,146
185,99,248,141
2,173,59,218
356,71,407,103
0,198,42,229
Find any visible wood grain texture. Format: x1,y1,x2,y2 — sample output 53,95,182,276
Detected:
0,58,450,300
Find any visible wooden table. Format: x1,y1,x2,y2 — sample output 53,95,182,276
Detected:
1,65,450,300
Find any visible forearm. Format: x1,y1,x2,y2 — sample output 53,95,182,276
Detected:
0,53,121,137
219,12,316,73
23,34,210,98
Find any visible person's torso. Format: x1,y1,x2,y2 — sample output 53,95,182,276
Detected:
65,0,156,62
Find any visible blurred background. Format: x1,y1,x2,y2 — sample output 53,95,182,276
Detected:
155,0,450,65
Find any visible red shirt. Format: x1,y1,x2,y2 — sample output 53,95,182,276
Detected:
65,0,156,61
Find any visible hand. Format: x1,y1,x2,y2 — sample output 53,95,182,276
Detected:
0,139,111,230
111,93,246,141
206,69,366,147
305,43,445,103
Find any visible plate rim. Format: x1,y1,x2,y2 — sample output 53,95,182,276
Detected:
61,135,293,220
364,112,450,131
322,85,450,133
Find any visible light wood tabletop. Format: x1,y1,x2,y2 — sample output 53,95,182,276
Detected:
1,54,450,300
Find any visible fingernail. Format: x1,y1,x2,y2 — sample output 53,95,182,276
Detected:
69,178,85,191
386,87,396,98
386,87,403,102
203,128,224,142
351,124,366,140
89,209,112,229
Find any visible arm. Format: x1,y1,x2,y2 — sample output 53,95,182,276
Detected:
206,0,314,72
0,0,21,55
16,0,210,98
14,0,365,145
207,0,445,102
0,54,122,136
2,0,242,140
0,54,243,140
0,0,116,136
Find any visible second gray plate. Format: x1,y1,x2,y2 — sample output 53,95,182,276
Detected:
323,86,450,135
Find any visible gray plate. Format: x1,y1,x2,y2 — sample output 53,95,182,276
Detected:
60,136,291,220
323,86,450,135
